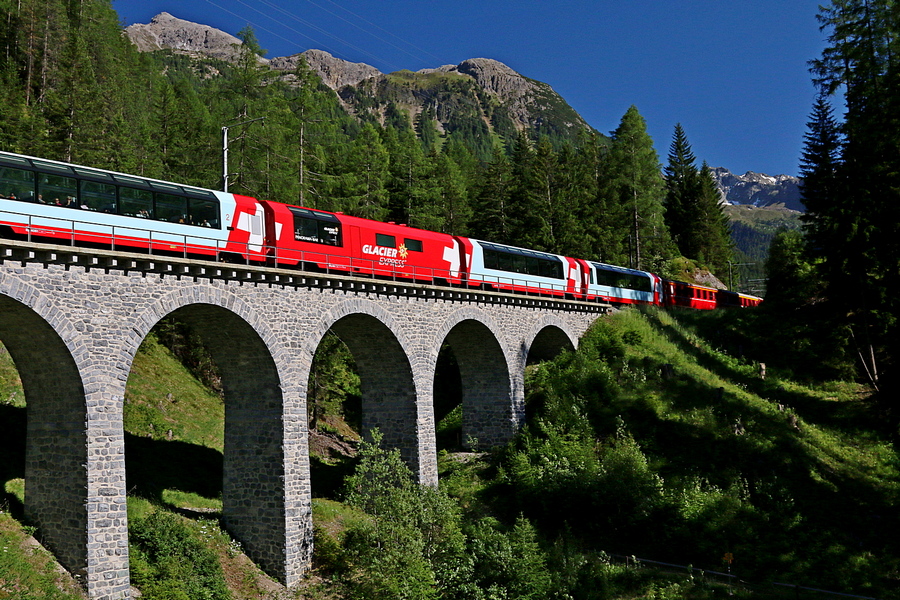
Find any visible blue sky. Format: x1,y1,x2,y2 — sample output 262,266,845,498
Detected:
112,0,828,177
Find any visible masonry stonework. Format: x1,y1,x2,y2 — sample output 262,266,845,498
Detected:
0,241,605,599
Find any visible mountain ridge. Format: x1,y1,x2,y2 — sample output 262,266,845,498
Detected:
123,12,592,150
124,12,799,200
710,167,804,212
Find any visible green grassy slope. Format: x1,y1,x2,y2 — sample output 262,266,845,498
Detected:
509,307,898,596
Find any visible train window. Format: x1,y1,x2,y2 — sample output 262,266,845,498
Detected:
295,216,319,242
318,222,341,246
483,248,498,270
154,192,188,223
120,186,153,219
31,160,73,175
188,199,219,228
80,181,117,213
151,181,182,194
376,233,395,248
630,274,652,292
0,166,36,201
498,251,515,272
73,168,112,182
289,207,341,245
38,173,78,208
404,238,423,252
483,246,563,279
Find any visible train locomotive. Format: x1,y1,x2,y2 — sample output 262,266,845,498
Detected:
0,150,761,310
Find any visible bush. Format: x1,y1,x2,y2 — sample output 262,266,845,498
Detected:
467,516,551,600
129,510,230,600
339,431,474,600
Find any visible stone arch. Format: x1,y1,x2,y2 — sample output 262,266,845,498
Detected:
434,308,516,450
0,275,128,598
524,316,579,365
309,299,429,481
128,285,310,586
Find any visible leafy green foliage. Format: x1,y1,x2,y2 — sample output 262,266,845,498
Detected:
501,308,899,596
339,431,476,600
467,516,551,600
308,330,361,433
129,511,231,600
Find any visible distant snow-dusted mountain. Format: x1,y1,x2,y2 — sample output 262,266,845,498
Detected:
710,167,804,213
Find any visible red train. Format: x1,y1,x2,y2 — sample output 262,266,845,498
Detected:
0,151,761,310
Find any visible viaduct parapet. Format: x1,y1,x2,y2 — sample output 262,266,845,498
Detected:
0,239,606,599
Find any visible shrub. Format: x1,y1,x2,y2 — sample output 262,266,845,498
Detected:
340,432,474,600
128,510,230,600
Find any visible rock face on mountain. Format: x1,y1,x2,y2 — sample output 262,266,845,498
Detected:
124,12,261,64
710,167,804,212
270,50,381,90
422,58,586,135
123,13,592,145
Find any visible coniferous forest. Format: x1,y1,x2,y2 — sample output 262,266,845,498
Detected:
1,1,900,599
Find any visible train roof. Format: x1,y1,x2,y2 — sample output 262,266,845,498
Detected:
472,239,565,262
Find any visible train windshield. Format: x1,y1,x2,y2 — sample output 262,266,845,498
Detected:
288,207,342,246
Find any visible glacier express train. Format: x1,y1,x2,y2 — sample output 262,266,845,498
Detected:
0,151,761,309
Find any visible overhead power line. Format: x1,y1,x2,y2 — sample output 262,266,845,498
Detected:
203,0,422,71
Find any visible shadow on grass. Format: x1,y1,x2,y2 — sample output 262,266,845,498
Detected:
646,308,886,437
0,404,25,521
124,433,223,504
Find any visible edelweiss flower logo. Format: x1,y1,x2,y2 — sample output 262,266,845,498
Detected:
398,243,409,259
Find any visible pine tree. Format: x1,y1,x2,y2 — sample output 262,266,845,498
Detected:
600,106,671,271
798,91,843,266
802,0,900,394
471,145,514,244
432,151,470,235
553,141,594,258
663,123,699,254
335,123,390,221
692,162,735,274
385,127,429,224
506,131,544,249
528,136,560,252
288,56,328,207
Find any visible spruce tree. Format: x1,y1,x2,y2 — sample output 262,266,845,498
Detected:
663,123,699,254
798,91,843,267
804,0,900,394
335,123,390,221
692,162,735,275
506,131,543,249
471,145,514,244
600,106,671,271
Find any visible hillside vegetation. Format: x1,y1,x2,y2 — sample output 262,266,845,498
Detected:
725,205,803,295
1,306,897,599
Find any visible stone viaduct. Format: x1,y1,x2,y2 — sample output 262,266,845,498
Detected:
0,238,607,599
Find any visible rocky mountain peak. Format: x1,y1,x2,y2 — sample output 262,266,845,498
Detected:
270,49,383,90
124,12,261,64
710,167,804,212
441,58,540,104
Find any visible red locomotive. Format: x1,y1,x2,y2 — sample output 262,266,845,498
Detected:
0,151,761,309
